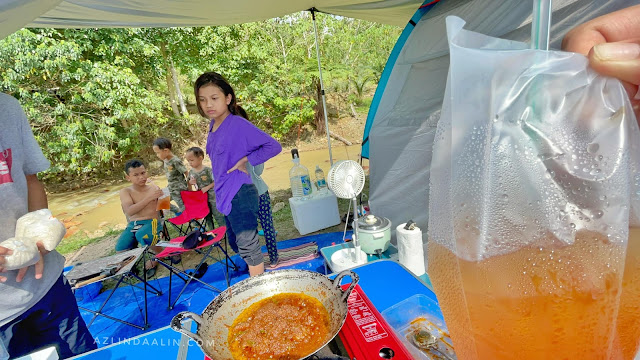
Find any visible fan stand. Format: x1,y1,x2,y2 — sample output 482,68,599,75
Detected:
351,197,362,262
326,160,367,269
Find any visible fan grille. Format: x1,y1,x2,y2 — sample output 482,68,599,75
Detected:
327,160,365,199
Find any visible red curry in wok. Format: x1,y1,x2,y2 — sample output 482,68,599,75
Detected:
228,293,331,360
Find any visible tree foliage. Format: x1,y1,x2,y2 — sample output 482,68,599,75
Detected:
0,13,400,183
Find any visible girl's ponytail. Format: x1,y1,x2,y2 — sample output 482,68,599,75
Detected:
233,104,249,120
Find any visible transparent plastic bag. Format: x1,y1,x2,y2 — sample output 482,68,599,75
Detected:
427,17,640,360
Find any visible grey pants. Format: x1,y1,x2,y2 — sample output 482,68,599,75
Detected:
225,184,263,266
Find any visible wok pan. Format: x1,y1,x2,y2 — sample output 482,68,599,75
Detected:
171,269,359,360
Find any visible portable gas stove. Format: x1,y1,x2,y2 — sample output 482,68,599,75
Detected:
332,283,413,360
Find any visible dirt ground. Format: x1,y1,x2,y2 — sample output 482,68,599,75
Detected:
62,112,367,270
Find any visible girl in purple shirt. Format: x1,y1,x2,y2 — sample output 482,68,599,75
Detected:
194,72,281,276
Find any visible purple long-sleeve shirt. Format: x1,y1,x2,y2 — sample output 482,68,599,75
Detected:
206,113,282,215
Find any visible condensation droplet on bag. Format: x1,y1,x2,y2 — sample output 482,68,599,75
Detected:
587,143,599,153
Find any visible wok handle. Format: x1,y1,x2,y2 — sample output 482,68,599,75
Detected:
171,311,204,346
332,270,360,302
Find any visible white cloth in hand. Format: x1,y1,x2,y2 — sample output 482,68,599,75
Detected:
0,237,40,270
15,209,66,251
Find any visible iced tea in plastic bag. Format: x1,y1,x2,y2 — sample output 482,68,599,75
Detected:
427,17,640,360
156,187,171,211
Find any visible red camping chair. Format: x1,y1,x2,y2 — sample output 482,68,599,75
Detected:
154,226,238,309
164,190,210,238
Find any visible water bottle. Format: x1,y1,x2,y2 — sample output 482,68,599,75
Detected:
289,149,312,199
190,175,198,191
315,165,327,193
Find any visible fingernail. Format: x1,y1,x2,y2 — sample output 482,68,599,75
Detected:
593,42,640,61
635,87,640,100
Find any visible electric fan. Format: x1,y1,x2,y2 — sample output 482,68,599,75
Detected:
327,160,367,270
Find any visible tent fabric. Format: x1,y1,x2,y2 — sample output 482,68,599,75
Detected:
363,0,637,251
0,0,425,40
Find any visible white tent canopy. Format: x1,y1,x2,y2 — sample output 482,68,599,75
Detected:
0,0,425,39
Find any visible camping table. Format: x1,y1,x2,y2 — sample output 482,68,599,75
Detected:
66,247,162,330
68,259,435,360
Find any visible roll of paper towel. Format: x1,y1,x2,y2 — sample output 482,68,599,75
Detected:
396,222,426,276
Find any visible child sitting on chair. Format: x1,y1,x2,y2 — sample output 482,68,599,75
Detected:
153,137,188,214
185,146,226,229
116,159,163,277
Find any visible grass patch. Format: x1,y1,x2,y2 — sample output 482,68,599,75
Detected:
355,97,373,114
57,228,121,255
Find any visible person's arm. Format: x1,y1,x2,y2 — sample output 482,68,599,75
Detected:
26,174,48,211
8,174,50,282
253,162,265,176
2,175,49,282
562,5,640,118
201,183,215,193
241,119,282,166
121,187,162,217
174,158,188,182
3,95,51,282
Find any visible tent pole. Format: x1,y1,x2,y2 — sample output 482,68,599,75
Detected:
310,8,334,166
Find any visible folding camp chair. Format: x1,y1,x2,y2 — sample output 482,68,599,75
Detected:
163,190,210,238
154,226,238,309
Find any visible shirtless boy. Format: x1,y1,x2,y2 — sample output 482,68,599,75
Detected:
116,159,163,276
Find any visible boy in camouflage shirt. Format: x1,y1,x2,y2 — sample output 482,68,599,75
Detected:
152,138,188,214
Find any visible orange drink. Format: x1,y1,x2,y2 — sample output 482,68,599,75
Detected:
428,230,637,360
613,227,640,359
156,195,171,211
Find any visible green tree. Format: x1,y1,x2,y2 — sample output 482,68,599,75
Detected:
0,15,401,184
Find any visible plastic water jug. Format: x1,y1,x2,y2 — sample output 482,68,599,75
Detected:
315,165,327,192
289,149,312,199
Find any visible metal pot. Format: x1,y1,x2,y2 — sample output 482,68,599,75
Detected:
171,269,359,360
356,214,391,255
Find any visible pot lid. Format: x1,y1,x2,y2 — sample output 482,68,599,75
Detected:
357,214,390,231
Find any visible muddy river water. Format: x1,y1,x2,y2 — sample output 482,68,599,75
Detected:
49,145,366,238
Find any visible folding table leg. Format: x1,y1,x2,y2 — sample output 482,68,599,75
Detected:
155,257,192,310
171,248,222,309
124,274,162,295
215,243,234,287
78,306,146,330
86,275,127,327
221,241,238,270
158,248,223,309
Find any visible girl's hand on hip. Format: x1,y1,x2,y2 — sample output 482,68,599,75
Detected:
227,156,249,174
